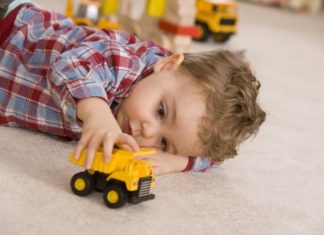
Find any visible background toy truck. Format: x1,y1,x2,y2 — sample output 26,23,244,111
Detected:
194,0,238,42
69,148,156,208
65,0,120,29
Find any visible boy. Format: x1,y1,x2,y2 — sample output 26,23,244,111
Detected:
0,2,265,174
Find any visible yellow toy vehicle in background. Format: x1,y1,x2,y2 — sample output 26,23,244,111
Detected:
69,148,156,208
65,0,120,29
194,0,238,43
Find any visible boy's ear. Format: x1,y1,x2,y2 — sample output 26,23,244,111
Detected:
153,53,184,72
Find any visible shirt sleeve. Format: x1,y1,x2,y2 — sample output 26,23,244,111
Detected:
45,31,149,124
46,44,113,125
182,156,218,172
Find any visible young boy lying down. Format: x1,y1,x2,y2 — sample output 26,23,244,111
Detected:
0,1,265,174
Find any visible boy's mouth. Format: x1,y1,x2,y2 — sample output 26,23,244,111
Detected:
124,120,132,135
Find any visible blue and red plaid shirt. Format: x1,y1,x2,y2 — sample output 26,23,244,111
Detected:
0,5,215,171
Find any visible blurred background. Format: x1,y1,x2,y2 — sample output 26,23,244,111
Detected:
32,0,324,53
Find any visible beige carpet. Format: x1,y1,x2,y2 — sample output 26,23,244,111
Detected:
1,1,324,234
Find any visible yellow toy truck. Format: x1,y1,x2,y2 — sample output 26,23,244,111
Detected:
194,0,238,43
65,0,120,29
69,148,156,208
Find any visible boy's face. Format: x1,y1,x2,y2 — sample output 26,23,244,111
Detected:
116,54,206,157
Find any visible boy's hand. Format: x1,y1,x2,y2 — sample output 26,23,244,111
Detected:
136,151,189,175
73,97,140,169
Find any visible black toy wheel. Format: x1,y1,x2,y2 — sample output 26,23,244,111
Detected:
193,21,210,42
70,171,95,196
213,33,231,43
103,184,128,209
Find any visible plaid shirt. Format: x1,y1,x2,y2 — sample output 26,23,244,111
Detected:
0,5,215,171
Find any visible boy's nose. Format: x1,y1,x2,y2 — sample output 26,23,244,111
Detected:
141,121,159,138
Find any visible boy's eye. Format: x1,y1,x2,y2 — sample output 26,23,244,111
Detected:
158,102,166,118
160,137,168,152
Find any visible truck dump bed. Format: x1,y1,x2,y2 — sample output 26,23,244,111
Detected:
69,148,155,175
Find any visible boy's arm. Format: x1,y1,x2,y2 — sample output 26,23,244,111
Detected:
136,153,217,175
74,97,140,169
136,152,189,175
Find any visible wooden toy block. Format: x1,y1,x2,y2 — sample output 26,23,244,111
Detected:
165,0,196,15
165,33,193,53
101,0,119,15
158,19,200,37
146,0,166,17
163,11,195,25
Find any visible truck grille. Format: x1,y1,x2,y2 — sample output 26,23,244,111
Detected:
137,177,152,197
220,19,236,25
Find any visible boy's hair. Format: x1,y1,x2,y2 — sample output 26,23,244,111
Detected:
180,49,266,162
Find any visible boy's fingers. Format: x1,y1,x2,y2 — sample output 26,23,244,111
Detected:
73,144,85,160
80,132,140,167
103,137,114,162
118,144,133,152
74,135,90,160
85,149,95,169
85,135,102,168
135,156,156,167
135,155,147,160
135,154,157,161
116,134,140,152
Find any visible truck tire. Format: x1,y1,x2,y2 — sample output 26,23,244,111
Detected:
193,21,210,42
213,33,231,43
70,171,95,196
103,184,128,208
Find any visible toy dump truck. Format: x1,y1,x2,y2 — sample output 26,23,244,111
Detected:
194,0,238,42
69,148,156,208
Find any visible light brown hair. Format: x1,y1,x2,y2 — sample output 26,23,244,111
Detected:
180,49,266,162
